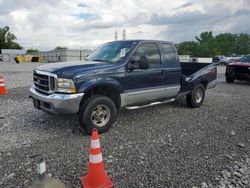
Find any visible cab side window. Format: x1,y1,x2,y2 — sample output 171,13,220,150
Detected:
133,43,161,64
162,43,176,63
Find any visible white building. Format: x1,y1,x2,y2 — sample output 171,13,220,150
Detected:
34,49,92,62
179,55,191,62
1,49,27,62
191,57,213,63
179,55,212,63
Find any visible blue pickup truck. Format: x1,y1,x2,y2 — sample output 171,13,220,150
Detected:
30,40,217,134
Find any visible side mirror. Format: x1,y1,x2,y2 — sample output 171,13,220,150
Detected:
129,55,149,71
139,55,149,69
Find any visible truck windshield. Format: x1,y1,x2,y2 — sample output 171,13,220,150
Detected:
86,41,137,63
239,55,250,63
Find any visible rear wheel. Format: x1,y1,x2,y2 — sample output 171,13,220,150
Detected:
78,95,117,135
186,84,205,108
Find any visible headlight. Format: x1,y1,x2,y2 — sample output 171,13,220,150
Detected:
56,78,76,93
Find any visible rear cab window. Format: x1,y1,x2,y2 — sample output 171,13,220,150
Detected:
162,43,177,64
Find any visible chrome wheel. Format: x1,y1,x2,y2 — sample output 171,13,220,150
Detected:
195,88,203,103
91,104,111,127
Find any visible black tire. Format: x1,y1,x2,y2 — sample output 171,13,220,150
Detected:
78,95,117,135
186,84,205,108
226,76,234,83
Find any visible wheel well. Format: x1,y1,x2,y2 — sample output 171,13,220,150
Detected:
200,80,208,89
82,86,121,108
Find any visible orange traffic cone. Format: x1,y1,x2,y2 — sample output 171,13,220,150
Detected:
0,74,8,95
81,128,113,188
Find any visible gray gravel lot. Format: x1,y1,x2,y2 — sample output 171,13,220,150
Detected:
0,62,249,188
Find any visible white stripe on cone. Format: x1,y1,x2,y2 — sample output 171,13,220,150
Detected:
89,153,103,164
0,83,5,86
37,161,46,174
0,79,3,82
91,139,100,149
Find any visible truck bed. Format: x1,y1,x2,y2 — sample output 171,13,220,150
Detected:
180,62,217,93
181,62,211,77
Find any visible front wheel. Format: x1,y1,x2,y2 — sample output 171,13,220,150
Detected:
78,95,117,135
186,84,205,108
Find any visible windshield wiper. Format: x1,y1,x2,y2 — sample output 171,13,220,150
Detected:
91,59,113,63
91,59,105,62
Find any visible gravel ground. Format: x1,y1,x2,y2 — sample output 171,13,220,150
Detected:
0,62,249,188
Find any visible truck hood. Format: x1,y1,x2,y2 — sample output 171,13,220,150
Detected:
36,61,116,78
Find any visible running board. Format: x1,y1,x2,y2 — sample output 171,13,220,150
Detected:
125,98,175,110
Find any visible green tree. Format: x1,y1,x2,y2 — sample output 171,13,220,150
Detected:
26,48,38,54
54,46,67,50
195,31,218,57
235,33,250,55
0,26,22,49
177,41,198,56
177,31,250,57
215,33,237,56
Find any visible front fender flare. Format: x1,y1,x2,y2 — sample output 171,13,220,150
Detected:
78,78,123,93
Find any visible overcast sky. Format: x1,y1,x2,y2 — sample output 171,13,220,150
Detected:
0,0,249,50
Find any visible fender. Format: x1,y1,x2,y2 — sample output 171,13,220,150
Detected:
181,72,209,93
77,77,123,93
190,75,208,89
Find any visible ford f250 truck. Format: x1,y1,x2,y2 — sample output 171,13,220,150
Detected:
30,40,217,134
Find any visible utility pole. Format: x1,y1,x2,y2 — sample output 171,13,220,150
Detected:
80,38,83,61
114,31,118,41
122,29,126,40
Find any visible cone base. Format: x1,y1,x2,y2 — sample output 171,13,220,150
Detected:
0,91,8,95
80,174,113,188
0,87,8,95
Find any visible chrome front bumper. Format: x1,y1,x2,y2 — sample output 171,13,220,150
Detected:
29,86,84,115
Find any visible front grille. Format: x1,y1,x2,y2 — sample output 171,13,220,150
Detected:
33,71,56,94
234,66,250,74
226,66,234,73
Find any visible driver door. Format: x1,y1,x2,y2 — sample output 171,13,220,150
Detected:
122,42,167,105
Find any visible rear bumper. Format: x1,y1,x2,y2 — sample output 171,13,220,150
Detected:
234,73,250,80
29,86,84,115
226,73,250,80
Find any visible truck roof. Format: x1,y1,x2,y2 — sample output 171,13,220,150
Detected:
111,39,173,44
